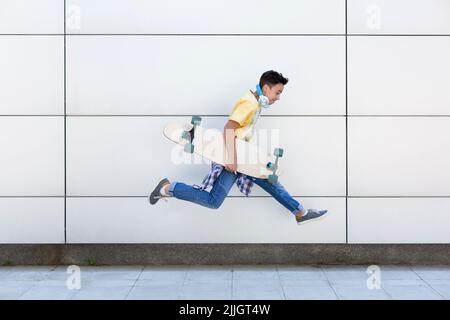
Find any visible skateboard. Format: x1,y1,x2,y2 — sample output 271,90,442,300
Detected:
163,116,284,183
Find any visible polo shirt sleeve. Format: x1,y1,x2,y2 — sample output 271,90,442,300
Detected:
228,101,255,127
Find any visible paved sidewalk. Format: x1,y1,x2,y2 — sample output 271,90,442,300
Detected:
0,265,449,300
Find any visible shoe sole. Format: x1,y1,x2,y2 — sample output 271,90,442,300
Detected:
297,211,329,225
148,177,169,205
148,177,159,205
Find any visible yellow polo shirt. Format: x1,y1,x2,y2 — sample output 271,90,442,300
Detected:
228,90,261,142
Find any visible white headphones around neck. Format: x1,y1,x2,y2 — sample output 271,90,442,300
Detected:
256,84,270,108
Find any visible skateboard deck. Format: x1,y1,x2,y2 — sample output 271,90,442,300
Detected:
163,116,284,182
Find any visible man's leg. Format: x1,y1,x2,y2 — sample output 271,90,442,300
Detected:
251,178,305,215
251,178,328,224
166,170,237,209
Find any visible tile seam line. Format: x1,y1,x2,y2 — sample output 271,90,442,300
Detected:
123,266,144,300
410,268,447,300
2,34,450,36
3,196,450,198
345,0,348,244
321,267,341,300
5,115,450,117
277,265,288,300
63,0,67,244
1,33,346,36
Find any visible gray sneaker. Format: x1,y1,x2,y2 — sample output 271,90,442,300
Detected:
296,209,329,225
148,178,171,205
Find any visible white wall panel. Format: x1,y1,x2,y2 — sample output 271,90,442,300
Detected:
0,0,63,34
0,198,64,243
348,36,450,115
256,117,346,196
66,36,345,116
2,0,449,245
66,197,345,243
348,117,450,196
66,116,345,197
67,116,211,197
66,0,345,34
0,117,64,196
349,198,450,243
0,36,64,115
348,0,450,34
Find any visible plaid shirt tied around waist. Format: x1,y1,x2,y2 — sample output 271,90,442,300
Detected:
193,162,254,196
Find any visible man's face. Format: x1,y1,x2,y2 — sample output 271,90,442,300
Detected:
263,83,284,105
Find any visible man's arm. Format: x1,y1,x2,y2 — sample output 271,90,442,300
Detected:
223,119,240,173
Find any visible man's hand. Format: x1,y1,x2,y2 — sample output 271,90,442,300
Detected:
223,120,240,175
224,162,237,174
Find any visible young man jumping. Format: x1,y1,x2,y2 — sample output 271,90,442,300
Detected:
149,70,328,225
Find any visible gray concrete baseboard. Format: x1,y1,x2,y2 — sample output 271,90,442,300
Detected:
0,244,449,265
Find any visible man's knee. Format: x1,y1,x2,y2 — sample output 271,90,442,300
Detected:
207,196,225,210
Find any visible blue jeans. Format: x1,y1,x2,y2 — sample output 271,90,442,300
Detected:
168,170,304,215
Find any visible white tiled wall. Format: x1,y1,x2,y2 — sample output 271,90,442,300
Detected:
65,0,345,34
348,0,450,35
0,0,63,34
67,197,346,243
0,117,65,196
348,36,450,115
66,36,345,116
1,0,449,244
348,117,450,197
66,116,345,197
346,0,450,244
348,198,450,243
0,36,64,115
0,198,64,243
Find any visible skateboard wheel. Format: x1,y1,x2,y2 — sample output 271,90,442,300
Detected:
184,143,194,153
268,174,278,184
274,148,284,157
266,162,274,169
191,116,202,126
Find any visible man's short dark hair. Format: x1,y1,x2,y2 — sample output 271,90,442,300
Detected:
259,70,289,88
